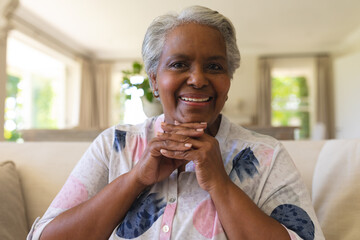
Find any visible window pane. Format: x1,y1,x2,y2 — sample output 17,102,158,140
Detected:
4,75,22,141
31,74,58,128
271,76,310,139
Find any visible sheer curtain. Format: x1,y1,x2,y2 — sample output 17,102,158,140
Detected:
78,59,112,129
256,58,272,126
316,56,335,139
78,58,98,128
0,34,7,141
95,62,112,129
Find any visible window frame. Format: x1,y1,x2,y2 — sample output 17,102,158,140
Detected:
3,30,81,141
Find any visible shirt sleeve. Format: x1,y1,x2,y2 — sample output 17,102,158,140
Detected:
27,128,114,240
258,143,325,240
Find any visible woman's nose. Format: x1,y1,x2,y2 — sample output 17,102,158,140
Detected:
187,68,208,88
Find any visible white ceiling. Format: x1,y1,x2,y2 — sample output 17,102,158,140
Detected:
15,0,360,59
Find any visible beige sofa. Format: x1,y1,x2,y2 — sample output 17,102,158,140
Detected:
1,139,359,240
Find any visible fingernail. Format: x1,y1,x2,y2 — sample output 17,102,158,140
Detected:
196,128,204,132
201,122,207,125
160,149,167,154
185,143,192,148
157,132,163,136
174,120,180,125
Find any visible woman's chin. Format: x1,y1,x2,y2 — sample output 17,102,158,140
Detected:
164,110,220,124
178,114,209,123
180,115,216,125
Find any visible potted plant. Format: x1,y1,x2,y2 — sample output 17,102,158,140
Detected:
121,61,162,117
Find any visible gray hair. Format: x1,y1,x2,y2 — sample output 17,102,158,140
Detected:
142,5,241,87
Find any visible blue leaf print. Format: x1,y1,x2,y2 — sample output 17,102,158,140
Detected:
230,147,259,182
116,189,166,239
114,130,126,152
270,204,315,240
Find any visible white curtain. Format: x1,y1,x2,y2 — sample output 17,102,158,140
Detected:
78,59,112,129
256,58,272,126
0,32,7,141
316,56,335,139
95,62,112,129
78,58,97,128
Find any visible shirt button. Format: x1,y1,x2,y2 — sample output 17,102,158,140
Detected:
169,197,176,203
162,225,169,233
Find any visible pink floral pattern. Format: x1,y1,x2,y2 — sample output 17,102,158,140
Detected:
255,146,274,166
50,175,88,209
132,136,147,163
193,198,223,238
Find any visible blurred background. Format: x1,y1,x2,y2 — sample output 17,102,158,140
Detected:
1,0,360,142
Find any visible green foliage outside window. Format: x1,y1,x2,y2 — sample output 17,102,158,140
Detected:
4,75,22,141
32,75,57,128
4,73,57,141
271,76,310,139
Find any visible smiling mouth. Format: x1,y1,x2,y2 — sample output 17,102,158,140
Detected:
179,96,212,102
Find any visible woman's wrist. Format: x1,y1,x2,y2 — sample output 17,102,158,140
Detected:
125,169,148,195
207,175,233,200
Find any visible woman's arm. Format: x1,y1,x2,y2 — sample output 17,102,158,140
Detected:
40,170,145,240
208,178,290,240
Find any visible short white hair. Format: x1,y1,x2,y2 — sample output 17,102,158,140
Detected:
142,5,241,88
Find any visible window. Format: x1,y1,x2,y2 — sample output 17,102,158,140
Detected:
270,58,316,139
111,62,147,125
5,30,80,141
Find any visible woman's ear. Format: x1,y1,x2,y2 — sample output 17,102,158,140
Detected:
149,73,157,91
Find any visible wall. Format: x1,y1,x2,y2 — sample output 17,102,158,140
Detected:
222,54,258,125
333,49,360,139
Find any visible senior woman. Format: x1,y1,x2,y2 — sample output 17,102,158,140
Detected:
28,6,324,240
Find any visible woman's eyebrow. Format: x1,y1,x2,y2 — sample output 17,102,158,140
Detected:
165,54,226,62
166,54,190,60
207,55,227,62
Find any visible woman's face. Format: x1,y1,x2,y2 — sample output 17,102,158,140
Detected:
152,23,230,128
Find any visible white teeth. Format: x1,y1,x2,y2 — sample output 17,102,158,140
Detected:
180,97,210,102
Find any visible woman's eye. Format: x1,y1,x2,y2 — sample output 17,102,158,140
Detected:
170,62,187,69
208,64,223,71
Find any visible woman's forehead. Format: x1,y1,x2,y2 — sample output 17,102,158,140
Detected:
161,23,227,58
166,23,224,42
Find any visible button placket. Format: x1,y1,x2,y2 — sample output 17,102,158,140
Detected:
159,171,178,240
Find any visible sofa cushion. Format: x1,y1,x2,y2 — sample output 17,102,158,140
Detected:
281,140,325,196
0,161,29,240
312,139,360,240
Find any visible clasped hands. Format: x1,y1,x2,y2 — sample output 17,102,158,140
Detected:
133,121,230,194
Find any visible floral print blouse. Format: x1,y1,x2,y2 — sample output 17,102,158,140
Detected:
28,115,324,240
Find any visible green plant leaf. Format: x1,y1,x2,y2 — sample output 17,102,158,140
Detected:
121,61,153,102
133,62,142,74
123,78,131,85
145,91,153,102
